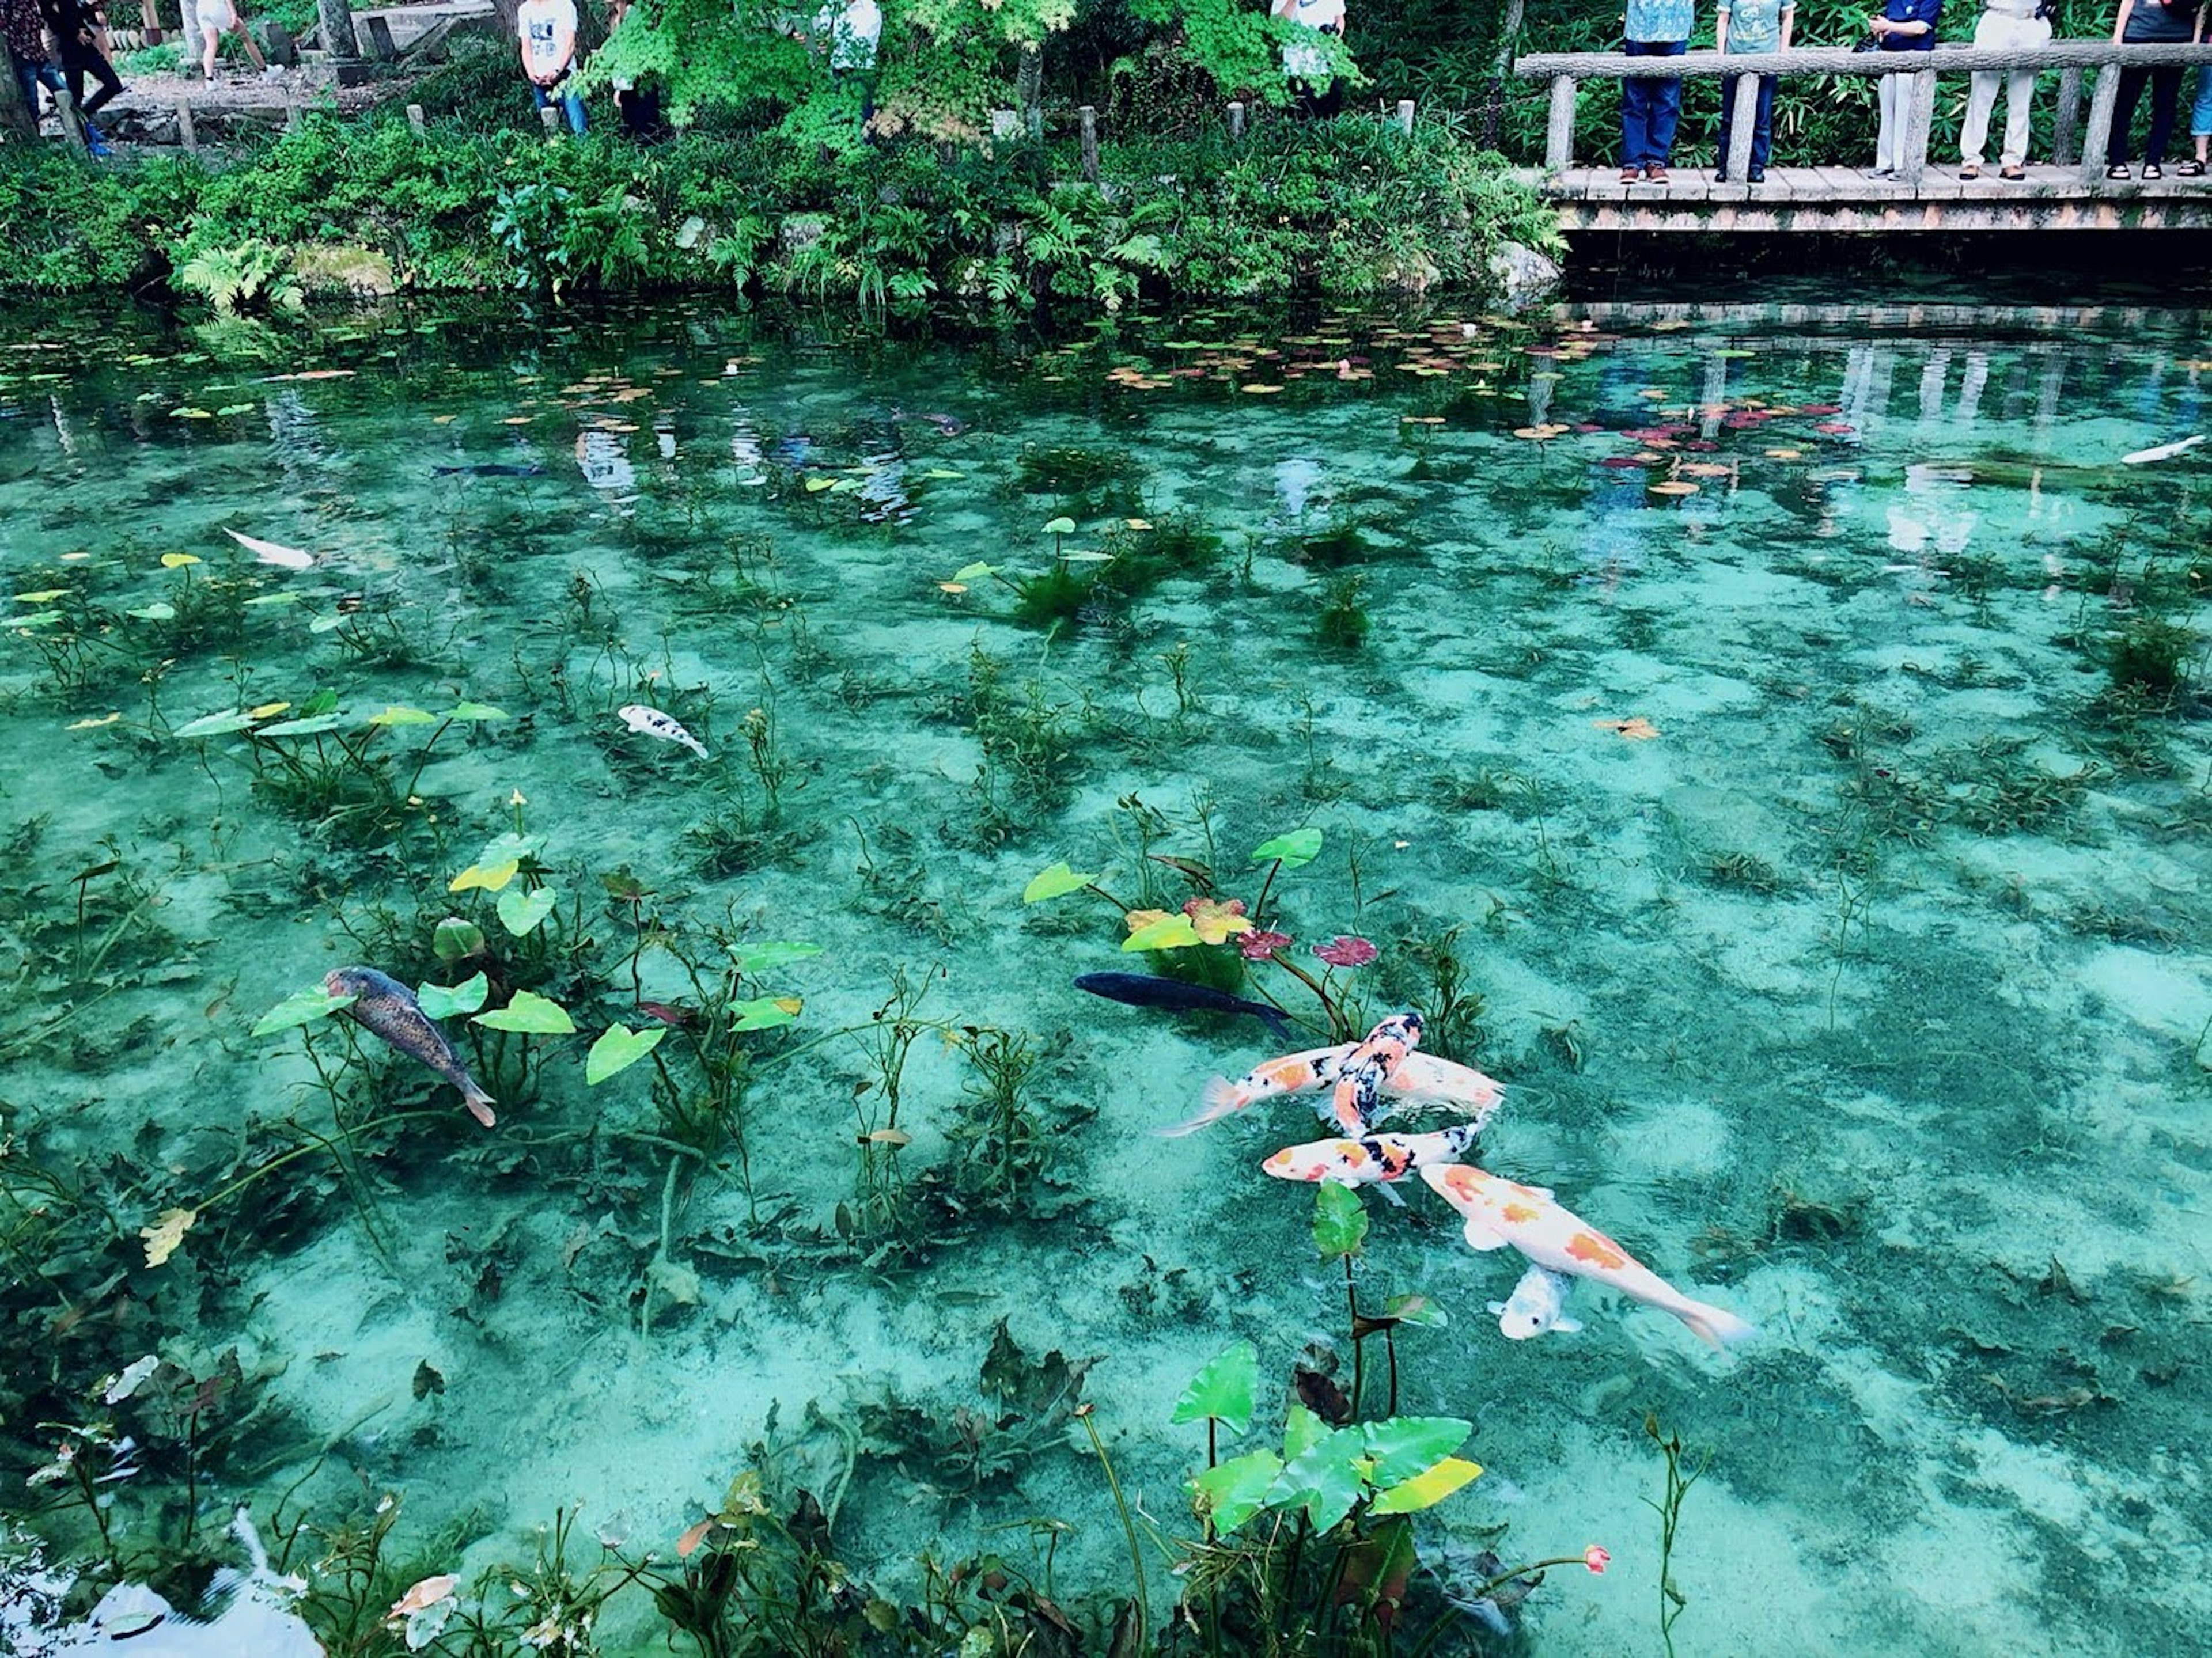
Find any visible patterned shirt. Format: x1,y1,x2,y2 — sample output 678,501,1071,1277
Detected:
1626,0,1695,43
2,0,47,61
1719,0,1791,53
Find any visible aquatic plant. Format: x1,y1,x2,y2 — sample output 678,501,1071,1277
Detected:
1315,574,1372,650
1643,1414,1710,1658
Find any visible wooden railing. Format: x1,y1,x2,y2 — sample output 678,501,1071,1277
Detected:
1517,42,2212,188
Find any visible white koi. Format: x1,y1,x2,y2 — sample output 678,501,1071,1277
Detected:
617,704,709,760
2120,434,2203,465
1487,1265,1583,1341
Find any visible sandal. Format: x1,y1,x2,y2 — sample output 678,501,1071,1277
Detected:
2143,162,2164,180
2000,166,2027,180
1959,164,1981,180
2106,163,2131,180
2180,160,2207,177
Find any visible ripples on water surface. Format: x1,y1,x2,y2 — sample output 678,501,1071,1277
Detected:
1,297,2207,1656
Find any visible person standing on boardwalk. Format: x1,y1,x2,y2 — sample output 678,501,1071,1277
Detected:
1958,0,2050,179
40,0,122,151
2107,0,2203,179
517,0,585,134
3,0,63,121
195,0,268,81
1714,0,1793,181
1866,0,1940,178
1620,0,1694,184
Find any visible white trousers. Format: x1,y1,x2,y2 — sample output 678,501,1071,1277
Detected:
1876,72,1908,171
1960,12,2051,168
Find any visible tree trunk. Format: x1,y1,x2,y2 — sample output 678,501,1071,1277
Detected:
0,57,33,139
318,0,359,58
1479,0,1527,151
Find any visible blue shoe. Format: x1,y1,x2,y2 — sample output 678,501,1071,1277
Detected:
86,135,113,157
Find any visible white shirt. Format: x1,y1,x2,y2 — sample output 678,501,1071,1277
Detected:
517,0,577,76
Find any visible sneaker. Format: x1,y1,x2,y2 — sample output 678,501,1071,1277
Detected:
1619,166,1641,183
86,134,113,157
1866,166,1897,180
1645,164,1671,184
1747,166,1765,183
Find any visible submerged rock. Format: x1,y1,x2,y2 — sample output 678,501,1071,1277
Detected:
1490,240,1564,310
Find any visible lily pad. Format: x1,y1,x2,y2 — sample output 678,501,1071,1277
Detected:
126,602,176,621
416,972,489,1019
368,705,440,727
472,989,575,1035
729,940,823,975
1122,913,1203,952
1362,1416,1472,1486
1043,516,1077,536
1370,1455,1483,1515
442,701,509,722
1191,1449,1283,1534
1171,1339,1259,1432
730,995,802,1031
254,714,349,737
251,987,357,1037
1252,827,1323,869
1022,862,1097,904
175,709,260,738
1313,1181,1368,1261
586,1022,666,1085
431,917,486,963
495,885,557,937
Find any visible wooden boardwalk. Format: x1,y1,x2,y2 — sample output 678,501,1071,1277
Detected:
1520,165,2212,232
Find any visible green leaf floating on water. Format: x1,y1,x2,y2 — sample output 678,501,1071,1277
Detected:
1171,1338,1259,1432
1122,913,1203,951
729,940,822,975
586,1022,665,1084
1022,862,1096,904
1252,827,1323,869
1369,1455,1483,1515
1042,516,1077,536
496,885,556,937
255,714,349,737
433,917,484,962
127,602,176,621
11,611,65,628
1383,1291,1448,1329
472,989,574,1034
442,701,509,722
1191,1448,1283,1534
175,709,259,738
416,972,488,1019
730,996,802,1031
952,561,998,581
368,705,440,727
251,987,356,1037
1361,1416,1472,1487
1313,1181,1368,1261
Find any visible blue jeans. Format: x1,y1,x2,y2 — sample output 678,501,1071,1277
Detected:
533,79,586,134
1715,72,1777,175
1622,39,1687,169
2191,64,2212,140
11,52,63,118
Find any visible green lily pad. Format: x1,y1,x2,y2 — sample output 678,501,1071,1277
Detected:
1043,517,1077,536
1022,862,1097,904
495,885,557,937
126,602,176,621
175,709,259,738
1171,1339,1259,1432
953,561,999,581
416,972,488,1020
1122,914,1203,952
472,989,575,1035
254,714,349,737
1362,1416,1472,1486
10,611,65,628
729,995,802,1031
1252,827,1323,869
442,701,509,722
1370,1455,1483,1515
1313,1181,1368,1261
13,589,68,603
367,705,440,727
586,1022,666,1085
1191,1449,1283,1535
251,987,357,1037
432,917,486,963
729,940,822,975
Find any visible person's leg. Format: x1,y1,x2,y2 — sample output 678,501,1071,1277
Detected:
236,23,266,70
561,86,586,133
10,53,41,118
1876,72,1902,171
1715,71,1738,176
2146,66,2183,167
70,43,123,118
1960,71,1998,170
1620,40,1655,172
1749,74,1775,175
1647,38,1686,168
2109,66,2147,165
201,23,220,79
2192,65,2212,164
1997,15,2048,170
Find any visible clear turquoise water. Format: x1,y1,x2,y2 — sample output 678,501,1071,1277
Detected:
2,297,2207,1655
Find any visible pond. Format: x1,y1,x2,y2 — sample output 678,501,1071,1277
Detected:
2,291,2207,1657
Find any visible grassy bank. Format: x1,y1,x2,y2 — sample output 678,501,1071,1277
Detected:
0,108,1555,308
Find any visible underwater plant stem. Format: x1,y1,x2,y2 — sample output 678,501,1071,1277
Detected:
1384,1323,1400,1419
1343,1255,1365,1419
1268,954,1342,1035
1075,1406,1149,1641
397,716,454,806
1466,1555,1592,1599
1251,858,1283,927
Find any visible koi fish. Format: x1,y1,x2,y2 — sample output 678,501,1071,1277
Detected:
1073,972,1293,1042
616,704,709,760
1261,1124,1482,1204
1418,1164,1753,1350
1487,1265,1582,1341
1324,1012,1423,1134
2120,434,2203,465
1161,1038,1504,1139
324,966,497,1127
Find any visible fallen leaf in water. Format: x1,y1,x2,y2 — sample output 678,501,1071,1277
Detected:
1593,718,1661,740
67,712,122,730
677,1519,715,1558
226,528,315,570
142,1208,196,1268
1647,480,1699,496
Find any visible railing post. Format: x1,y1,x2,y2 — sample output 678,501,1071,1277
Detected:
176,98,196,152
1900,66,1936,188
2080,62,2121,183
1395,97,1415,135
407,103,426,135
1226,100,1245,142
1544,73,1575,173
1726,72,1759,181
2053,65,2083,165
54,86,85,150
1078,104,1099,182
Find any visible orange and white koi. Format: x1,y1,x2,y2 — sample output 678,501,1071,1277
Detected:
1323,1012,1423,1134
1161,1035,1504,1139
1261,1124,1482,1204
1418,1164,1755,1350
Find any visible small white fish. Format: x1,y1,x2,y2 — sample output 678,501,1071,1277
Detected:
2120,434,2204,465
616,704,708,760
1487,1265,1583,1341
225,528,315,570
